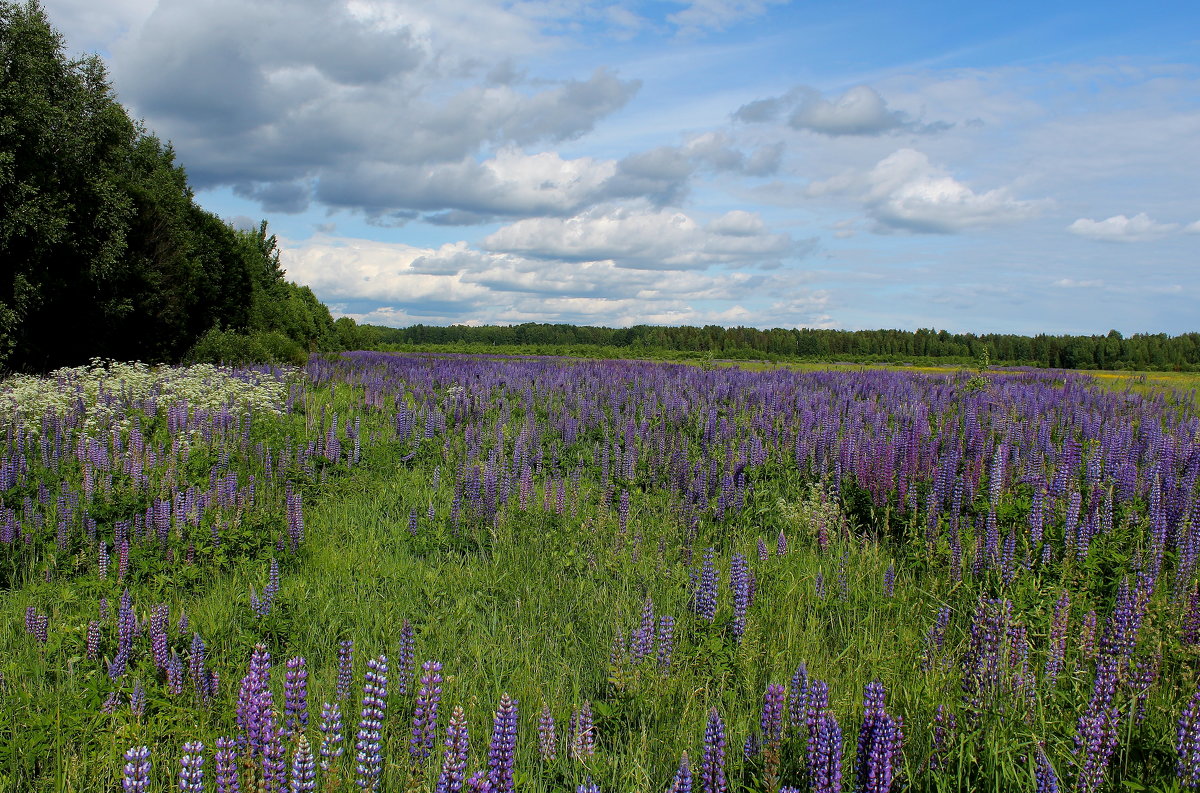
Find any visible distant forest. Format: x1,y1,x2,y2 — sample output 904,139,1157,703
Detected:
363,323,1200,371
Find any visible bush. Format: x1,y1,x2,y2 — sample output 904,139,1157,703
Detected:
185,327,307,366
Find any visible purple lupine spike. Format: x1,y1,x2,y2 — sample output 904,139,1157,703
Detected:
130,679,146,718
538,703,557,761
167,651,185,696
731,553,750,641
570,701,596,760
150,604,170,669
1044,591,1070,686
290,733,316,793
630,597,655,664
336,639,354,701
286,488,304,552
436,705,470,793
179,741,204,792
806,682,843,793
656,615,676,672
577,778,600,793
928,705,955,773
761,683,786,746
465,770,492,793
788,663,810,730
410,660,443,763
214,736,239,793
882,563,895,597
123,745,152,792
236,644,274,758
397,620,415,696
670,752,692,793
920,606,951,672
777,529,788,557
691,549,718,622
1178,685,1200,788
758,538,769,561
355,655,388,791
263,725,287,793
87,620,100,660
1035,745,1059,793
285,657,309,738
318,701,344,771
700,707,727,793
487,693,519,793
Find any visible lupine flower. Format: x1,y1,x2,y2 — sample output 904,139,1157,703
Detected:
1035,746,1059,793
355,655,388,791
570,701,596,760
263,726,288,793
630,597,655,664
284,657,309,737
437,705,470,793
397,620,415,696
656,616,676,672
928,705,955,773
670,752,692,793
214,736,239,793
788,663,810,730
700,707,726,793
411,660,443,763
167,651,185,696
123,745,152,792
538,702,557,761
465,770,492,793
1044,591,1070,686
318,701,344,771
920,606,951,672
806,681,843,793
777,529,788,557
577,778,600,793
882,563,895,597
336,640,354,701
691,549,718,622
285,488,304,551
487,693,519,793
87,620,100,660
731,553,750,640
290,733,316,793
1178,685,1200,787
179,741,204,792
758,538,769,561
130,679,146,718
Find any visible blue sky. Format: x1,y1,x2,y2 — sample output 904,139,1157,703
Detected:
44,0,1200,334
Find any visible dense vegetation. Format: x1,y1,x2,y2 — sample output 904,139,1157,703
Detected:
4,352,1200,792
370,323,1200,371
0,2,349,373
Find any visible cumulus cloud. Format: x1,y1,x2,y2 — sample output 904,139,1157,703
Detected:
278,233,823,328
481,206,796,269
111,0,641,217
809,149,1045,233
1067,213,1181,242
735,85,948,136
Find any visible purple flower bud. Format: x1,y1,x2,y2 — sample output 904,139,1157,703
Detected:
538,703,557,761
318,701,344,771
410,660,442,763
437,705,470,793
336,639,354,701
700,708,726,793
670,752,692,793
487,694,518,793
214,736,239,793
570,701,596,760
355,655,388,790
1178,685,1200,787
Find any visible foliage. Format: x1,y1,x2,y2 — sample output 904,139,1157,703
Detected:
0,3,348,373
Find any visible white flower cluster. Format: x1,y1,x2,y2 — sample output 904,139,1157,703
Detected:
0,359,295,434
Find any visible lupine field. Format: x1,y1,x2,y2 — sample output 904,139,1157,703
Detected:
3,354,1200,792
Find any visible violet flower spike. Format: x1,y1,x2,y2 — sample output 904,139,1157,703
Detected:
487,693,519,793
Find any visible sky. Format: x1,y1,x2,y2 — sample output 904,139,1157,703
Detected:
43,0,1200,335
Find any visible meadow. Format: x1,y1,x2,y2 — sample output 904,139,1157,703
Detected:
2,351,1200,792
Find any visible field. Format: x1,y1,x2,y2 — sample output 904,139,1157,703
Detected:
3,352,1200,792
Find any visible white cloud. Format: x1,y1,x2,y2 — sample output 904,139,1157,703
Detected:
809,149,1045,233
1052,278,1105,288
1067,213,1180,242
279,232,828,327
481,206,795,269
667,0,787,33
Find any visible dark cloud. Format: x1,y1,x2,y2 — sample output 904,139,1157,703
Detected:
735,84,949,136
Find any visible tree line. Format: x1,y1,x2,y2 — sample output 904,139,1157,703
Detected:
0,1,358,374
368,323,1200,371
